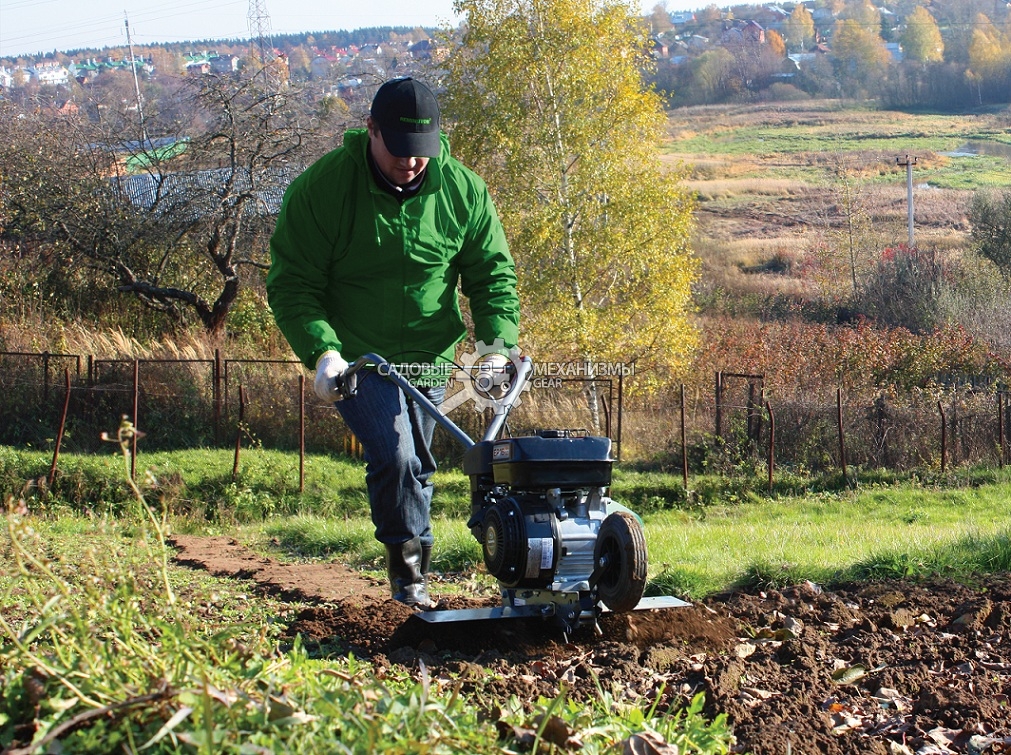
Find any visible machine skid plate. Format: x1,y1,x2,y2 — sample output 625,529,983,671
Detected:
412,595,691,625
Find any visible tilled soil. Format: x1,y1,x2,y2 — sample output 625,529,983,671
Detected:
171,536,1011,754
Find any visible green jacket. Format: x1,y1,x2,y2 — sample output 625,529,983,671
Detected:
267,129,519,370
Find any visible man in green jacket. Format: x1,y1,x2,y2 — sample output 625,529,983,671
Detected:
267,77,519,607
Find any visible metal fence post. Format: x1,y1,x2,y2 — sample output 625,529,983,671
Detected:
715,371,723,440
49,368,72,486
616,372,623,462
999,391,1006,468
299,374,305,493
131,359,140,480
599,380,611,440
680,383,688,490
232,384,246,481
213,348,222,445
837,388,847,481
938,401,947,473
766,399,775,493
42,351,51,403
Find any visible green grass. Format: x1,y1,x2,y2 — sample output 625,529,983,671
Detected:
7,444,1011,752
919,154,1011,190
0,491,732,753
9,447,1011,597
664,108,1011,189
667,127,966,159
254,477,1011,600
645,482,1011,597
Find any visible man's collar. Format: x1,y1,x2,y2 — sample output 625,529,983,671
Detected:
366,144,427,200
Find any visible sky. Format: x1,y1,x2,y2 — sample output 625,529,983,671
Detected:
0,0,704,59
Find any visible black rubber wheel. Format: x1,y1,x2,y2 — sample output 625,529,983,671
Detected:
482,501,525,585
594,511,648,613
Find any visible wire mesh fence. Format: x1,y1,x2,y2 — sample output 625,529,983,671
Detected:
3,351,1008,489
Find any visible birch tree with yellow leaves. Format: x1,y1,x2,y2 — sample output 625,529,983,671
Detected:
440,0,698,401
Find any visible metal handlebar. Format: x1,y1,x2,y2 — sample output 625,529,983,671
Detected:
338,353,533,449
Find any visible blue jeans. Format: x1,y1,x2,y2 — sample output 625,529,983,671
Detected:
335,371,445,547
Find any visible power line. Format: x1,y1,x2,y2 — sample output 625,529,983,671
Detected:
0,0,248,56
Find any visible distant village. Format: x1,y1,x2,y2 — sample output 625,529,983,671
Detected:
0,40,435,91
0,4,850,93
2,1,987,113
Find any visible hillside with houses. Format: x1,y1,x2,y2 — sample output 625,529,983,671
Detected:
0,27,438,107
2,0,1009,113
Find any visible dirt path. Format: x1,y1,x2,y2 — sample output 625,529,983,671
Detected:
170,536,1011,754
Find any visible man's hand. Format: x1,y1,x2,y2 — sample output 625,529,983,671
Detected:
314,351,355,402
475,353,511,399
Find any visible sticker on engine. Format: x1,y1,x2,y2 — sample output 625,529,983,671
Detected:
539,538,554,569
526,537,554,577
525,539,540,578
492,442,512,460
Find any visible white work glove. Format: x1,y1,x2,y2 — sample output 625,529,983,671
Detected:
314,350,354,402
475,353,511,399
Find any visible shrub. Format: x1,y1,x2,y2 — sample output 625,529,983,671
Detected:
854,245,950,333
759,83,811,102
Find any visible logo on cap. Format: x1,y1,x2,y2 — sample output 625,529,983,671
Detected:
371,77,441,159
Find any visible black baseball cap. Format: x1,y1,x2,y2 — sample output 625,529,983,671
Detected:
370,77,442,158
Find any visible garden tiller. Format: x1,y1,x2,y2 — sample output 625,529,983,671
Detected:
339,353,689,637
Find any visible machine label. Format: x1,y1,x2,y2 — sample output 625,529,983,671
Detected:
526,537,554,577
539,538,554,569
492,442,512,460
525,539,540,578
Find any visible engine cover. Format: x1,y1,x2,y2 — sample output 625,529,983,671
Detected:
480,494,605,590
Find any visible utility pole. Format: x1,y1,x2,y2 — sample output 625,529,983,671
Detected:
124,12,148,144
896,155,917,248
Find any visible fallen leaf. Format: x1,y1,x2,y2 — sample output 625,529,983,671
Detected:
754,627,794,641
783,616,805,635
830,711,864,735
623,731,679,754
927,727,962,746
968,734,1011,753
831,664,867,685
888,740,914,755
535,714,577,748
204,685,238,707
872,687,911,713
738,687,778,708
735,641,757,658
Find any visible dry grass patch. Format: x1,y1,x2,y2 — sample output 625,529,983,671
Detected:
700,266,813,300
697,230,802,271
661,152,757,180
686,178,811,201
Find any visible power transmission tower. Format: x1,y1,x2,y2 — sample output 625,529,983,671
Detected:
247,0,275,87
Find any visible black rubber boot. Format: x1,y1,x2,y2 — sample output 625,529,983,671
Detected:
386,537,433,608
421,543,432,579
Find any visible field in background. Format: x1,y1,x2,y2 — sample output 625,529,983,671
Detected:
664,102,1011,310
